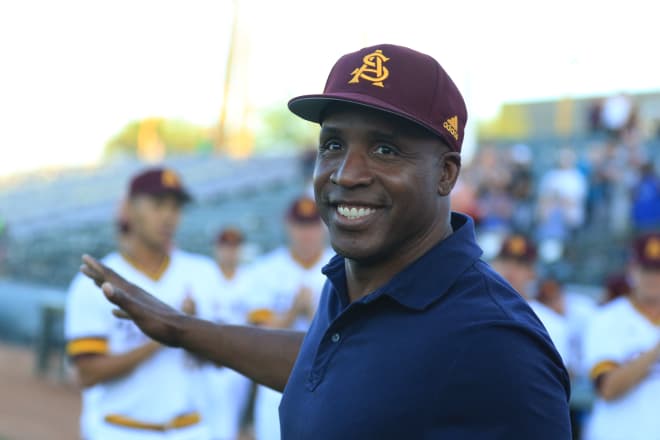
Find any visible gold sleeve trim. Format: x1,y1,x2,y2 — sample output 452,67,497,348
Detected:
67,338,108,357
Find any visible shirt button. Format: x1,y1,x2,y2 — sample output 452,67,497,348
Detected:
331,332,341,343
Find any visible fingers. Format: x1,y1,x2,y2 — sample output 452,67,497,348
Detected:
103,283,140,321
82,254,138,295
81,255,105,287
82,254,104,276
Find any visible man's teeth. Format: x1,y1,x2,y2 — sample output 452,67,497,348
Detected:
337,205,375,219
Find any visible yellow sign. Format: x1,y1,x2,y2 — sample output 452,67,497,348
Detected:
349,49,390,88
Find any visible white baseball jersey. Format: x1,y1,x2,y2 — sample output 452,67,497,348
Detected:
65,249,221,440
198,265,253,440
248,246,334,440
584,296,660,440
529,300,570,365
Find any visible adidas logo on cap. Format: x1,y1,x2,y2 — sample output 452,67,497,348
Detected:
443,116,459,141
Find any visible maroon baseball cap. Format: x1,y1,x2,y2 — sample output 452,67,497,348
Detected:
128,167,192,202
497,235,538,264
603,272,632,304
288,44,467,152
286,196,321,224
633,232,660,270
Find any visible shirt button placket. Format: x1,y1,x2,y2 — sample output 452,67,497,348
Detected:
331,332,341,343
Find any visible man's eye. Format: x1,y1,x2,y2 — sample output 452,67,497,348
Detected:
374,144,397,155
320,141,342,152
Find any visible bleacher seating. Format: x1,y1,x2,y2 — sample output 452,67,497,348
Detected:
1,153,307,287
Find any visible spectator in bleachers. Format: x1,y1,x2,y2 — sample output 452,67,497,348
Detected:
600,133,647,236
583,142,611,227
508,143,536,234
631,160,660,233
600,93,638,141
587,98,605,134
473,145,514,232
536,148,588,242
583,232,660,440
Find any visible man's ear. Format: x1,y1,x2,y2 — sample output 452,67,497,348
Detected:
438,152,461,196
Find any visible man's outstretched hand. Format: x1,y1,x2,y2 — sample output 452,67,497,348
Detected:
81,254,306,393
80,254,186,347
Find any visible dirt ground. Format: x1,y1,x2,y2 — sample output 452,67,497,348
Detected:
0,344,80,440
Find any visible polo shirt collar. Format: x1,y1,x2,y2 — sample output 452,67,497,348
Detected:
323,213,483,311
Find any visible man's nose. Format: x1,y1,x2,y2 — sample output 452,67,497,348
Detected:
330,148,373,188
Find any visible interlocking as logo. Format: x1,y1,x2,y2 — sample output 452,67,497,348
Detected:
348,49,390,88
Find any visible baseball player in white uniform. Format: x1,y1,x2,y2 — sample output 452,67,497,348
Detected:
491,234,570,364
584,232,660,440
198,227,253,440
247,196,333,440
536,273,598,376
65,168,221,440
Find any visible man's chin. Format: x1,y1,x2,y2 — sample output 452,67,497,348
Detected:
330,240,383,265
147,238,172,253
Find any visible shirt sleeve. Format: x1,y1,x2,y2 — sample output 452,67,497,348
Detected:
437,322,572,439
64,272,114,358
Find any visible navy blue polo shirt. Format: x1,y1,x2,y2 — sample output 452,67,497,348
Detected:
279,213,571,439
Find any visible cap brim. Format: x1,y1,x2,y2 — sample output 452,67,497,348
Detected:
288,93,450,146
638,261,660,271
171,190,192,204
142,189,193,204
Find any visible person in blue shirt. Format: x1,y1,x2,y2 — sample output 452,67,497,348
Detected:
631,160,660,233
80,44,571,439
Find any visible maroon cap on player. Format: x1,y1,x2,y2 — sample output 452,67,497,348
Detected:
286,196,321,224
128,168,192,203
602,272,632,304
497,235,538,264
633,232,660,270
216,227,244,246
288,44,467,152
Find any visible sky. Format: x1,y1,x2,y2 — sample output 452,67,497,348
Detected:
1,0,658,176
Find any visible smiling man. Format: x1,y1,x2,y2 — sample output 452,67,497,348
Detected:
81,44,571,439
